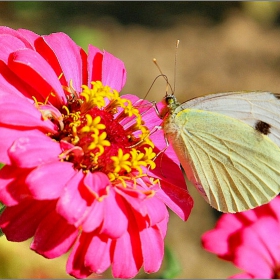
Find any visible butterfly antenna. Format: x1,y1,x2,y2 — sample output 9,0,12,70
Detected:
174,40,180,95
141,73,169,102
153,58,174,95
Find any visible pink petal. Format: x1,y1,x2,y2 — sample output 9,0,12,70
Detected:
26,161,76,199
157,214,168,238
112,206,143,278
99,189,128,239
57,171,107,227
202,211,264,261
116,95,162,142
66,233,92,279
31,210,78,258
140,225,164,273
0,199,56,241
0,95,57,132
118,183,168,226
83,174,128,238
87,45,102,86
0,165,31,205
0,26,34,48
234,217,280,278
155,180,193,221
148,132,190,196
112,230,142,278
0,127,47,165
140,194,168,226
215,212,247,230
58,171,128,238
147,131,194,221
130,97,162,131
32,36,68,87
201,228,235,260
266,196,280,222
202,213,250,261
79,200,104,232
8,48,66,107
0,34,27,62
83,170,110,191
8,134,62,168
39,33,87,91
84,233,112,274
17,28,40,47
101,50,126,92
115,183,149,207
150,130,183,173
56,171,90,225
229,272,254,279
0,61,40,100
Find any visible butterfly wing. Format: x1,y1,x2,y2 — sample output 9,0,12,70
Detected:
177,91,280,147
164,96,280,213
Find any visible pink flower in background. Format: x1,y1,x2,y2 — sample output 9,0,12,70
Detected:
0,26,193,278
202,196,280,279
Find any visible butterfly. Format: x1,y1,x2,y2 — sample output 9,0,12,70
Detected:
161,91,280,213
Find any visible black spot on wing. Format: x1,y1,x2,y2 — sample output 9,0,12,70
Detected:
255,121,271,135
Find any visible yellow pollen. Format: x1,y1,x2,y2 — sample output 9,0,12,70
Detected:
62,105,70,115
139,126,155,148
130,148,147,174
88,131,111,155
80,81,113,111
124,104,140,118
150,177,160,185
142,147,156,169
111,149,132,174
80,115,106,134
58,73,64,80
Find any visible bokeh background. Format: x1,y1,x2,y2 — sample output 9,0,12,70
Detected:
1,1,280,278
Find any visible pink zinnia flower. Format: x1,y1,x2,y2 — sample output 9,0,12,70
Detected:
202,196,280,279
0,27,193,278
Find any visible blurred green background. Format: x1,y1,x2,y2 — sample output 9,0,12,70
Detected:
1,1,280,278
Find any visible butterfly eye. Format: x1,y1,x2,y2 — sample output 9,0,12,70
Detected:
165,95,175,105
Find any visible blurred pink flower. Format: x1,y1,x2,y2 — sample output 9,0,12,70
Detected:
202,196,280,279
0,27,193,278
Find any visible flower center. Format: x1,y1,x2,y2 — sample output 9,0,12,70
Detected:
39,81,156,184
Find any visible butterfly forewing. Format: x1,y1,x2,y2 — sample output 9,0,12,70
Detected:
177,91,280,147
163,91,280,213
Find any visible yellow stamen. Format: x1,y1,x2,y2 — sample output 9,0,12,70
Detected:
142,147,156,169
62,105,70,115
111,149,132,173
88,131,111,155
80,115,106,134
130,148,147,174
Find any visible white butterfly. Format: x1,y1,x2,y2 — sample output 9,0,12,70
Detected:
161,91,280,213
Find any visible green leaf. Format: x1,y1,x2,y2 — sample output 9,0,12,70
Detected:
159,246,181,279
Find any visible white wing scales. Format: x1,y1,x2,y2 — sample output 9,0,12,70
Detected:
176,91,280,146
163,92,280,213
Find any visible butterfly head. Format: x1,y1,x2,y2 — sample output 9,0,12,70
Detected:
164,94,180,112
159,94,180,120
